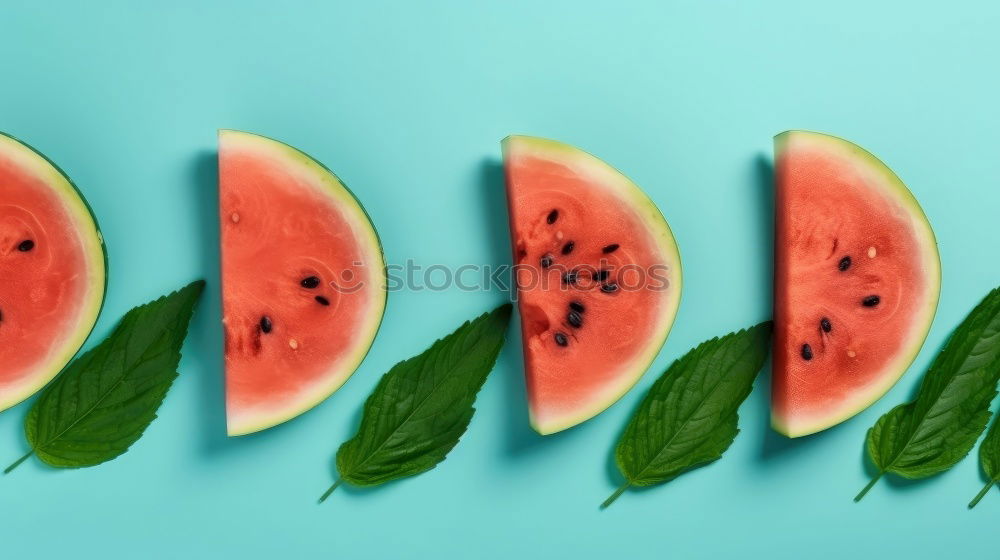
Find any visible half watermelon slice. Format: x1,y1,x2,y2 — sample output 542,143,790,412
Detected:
219,130,386,436
772,130,941,437
503,136,682,435
0,132,107,412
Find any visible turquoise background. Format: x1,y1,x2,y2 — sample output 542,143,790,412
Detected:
2,1,999,558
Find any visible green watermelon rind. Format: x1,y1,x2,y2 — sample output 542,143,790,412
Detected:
219,130,388,436
0,132,108,413
502,135,683,435
771,130,941,437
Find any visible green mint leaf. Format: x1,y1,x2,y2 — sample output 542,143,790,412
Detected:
603,322,772,508
857,287,1000,501
320,304,512,502
4,280,205,472
970,414,1000,508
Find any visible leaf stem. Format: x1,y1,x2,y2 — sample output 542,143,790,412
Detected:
4,451,34,474
318,479,343,504
854,472,883,502
600,482,631,509
968,479,996,509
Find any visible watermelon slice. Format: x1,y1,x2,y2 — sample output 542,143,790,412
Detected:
219,130,386,436
772,130,941,437
0,132,107,413
503,136,682,435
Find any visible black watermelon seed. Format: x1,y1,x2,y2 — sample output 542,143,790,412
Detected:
801,343,813,360
259,316,273,334
838,256,852,271
569,300,585,313
554,332,569,346
595,269,610,282
561,241,575,255
562,271,578,285
540,254,554,268
17,240,35,252
547,209,559,224
567,311,582,328
602,243,620,254
600,283,619,293
301,276,321,289
315,295,331,306
820,317,832,333
862,295,881,307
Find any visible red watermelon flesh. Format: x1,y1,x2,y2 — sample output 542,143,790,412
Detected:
772,131,940,437
219,131,385,436
503,136,682,435
0,133,106,413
